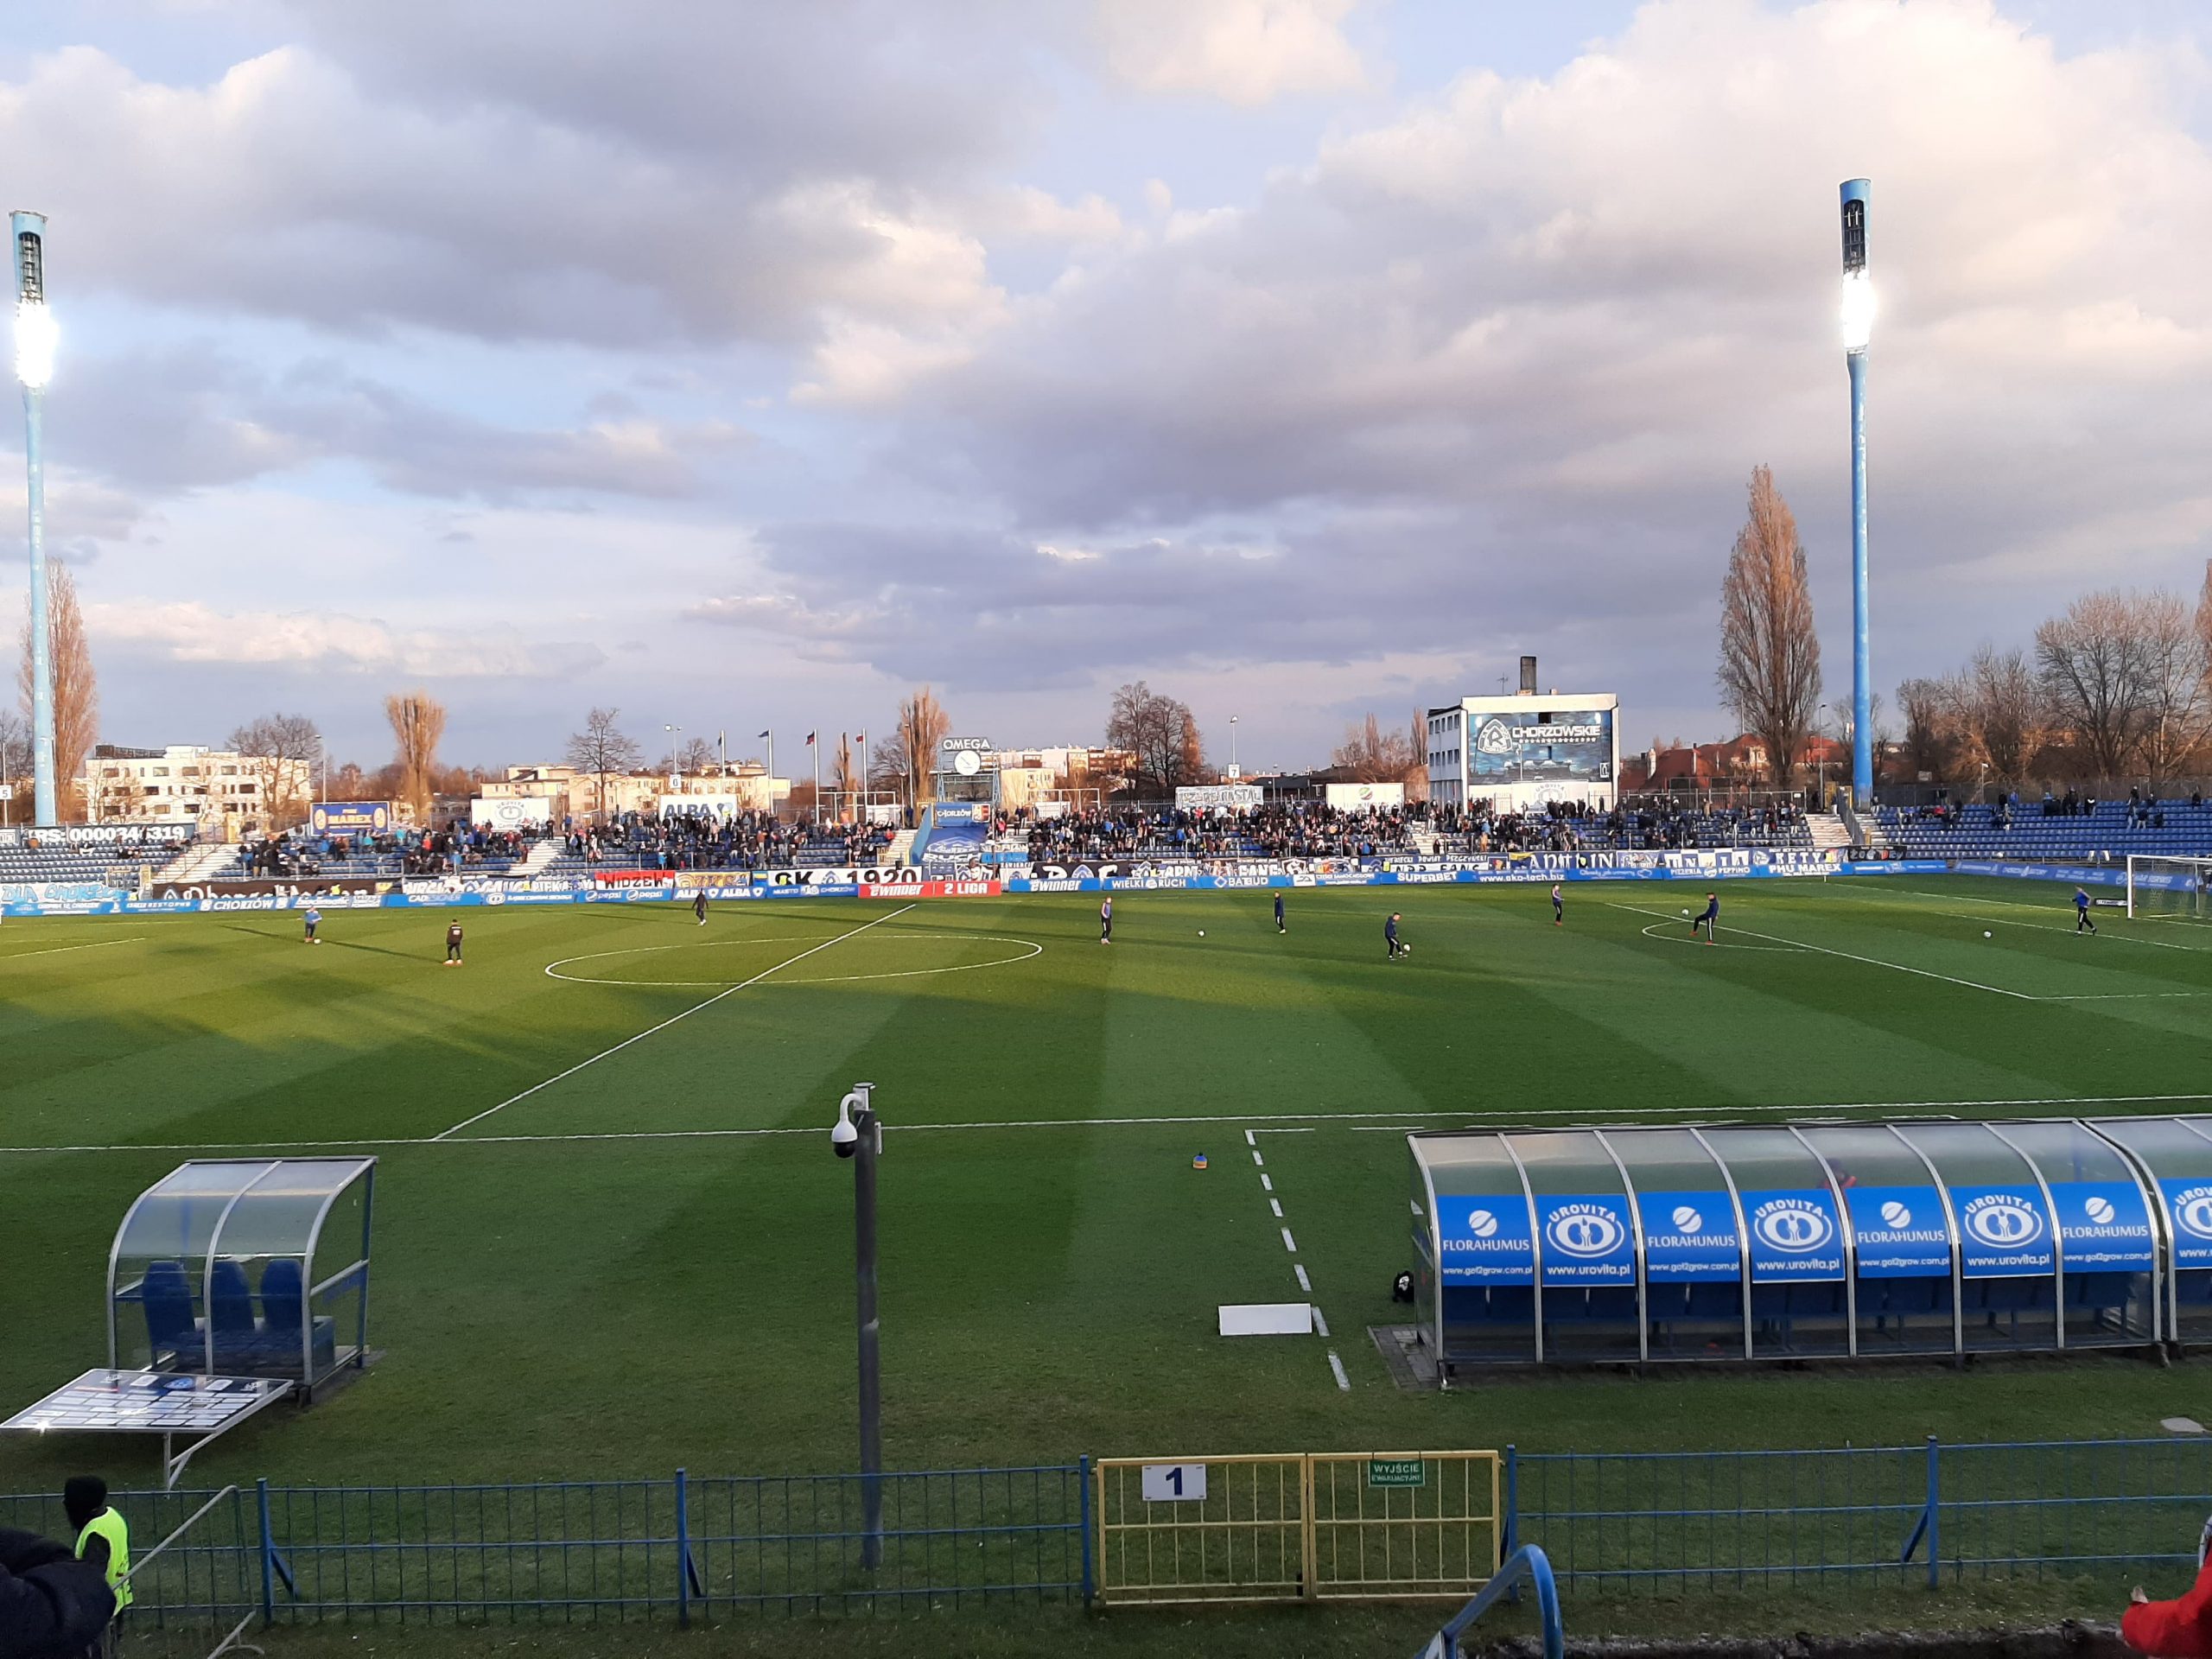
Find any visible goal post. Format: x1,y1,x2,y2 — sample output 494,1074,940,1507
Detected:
2126,855,2212,920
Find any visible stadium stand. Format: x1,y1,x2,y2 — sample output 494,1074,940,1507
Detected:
1877,791,2212,861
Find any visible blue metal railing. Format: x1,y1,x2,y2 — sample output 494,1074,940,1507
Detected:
8,1439,2211,1628
1417,1546,1561,1659
1507,1435,2212,1595
1,1462,1091,1625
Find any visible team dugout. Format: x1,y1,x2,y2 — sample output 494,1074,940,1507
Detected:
1408,1120,2212,1375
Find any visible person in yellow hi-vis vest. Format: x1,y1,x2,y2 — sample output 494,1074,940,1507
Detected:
63,1478,129,1623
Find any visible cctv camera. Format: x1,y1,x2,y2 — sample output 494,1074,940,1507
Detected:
831,1116,859,1158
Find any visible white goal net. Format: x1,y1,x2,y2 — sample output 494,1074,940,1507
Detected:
2126,855,2212,920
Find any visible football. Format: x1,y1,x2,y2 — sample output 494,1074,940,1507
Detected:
1198,930,1205,938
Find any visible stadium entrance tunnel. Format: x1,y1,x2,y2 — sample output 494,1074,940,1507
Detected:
1407,1117,2212,1377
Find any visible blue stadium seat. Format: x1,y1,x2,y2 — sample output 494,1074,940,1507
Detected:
210,1258,258,1364
141,1259,199,1364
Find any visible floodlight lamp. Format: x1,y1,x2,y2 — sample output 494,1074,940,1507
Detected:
1840,271,1874,356
15,300,54,389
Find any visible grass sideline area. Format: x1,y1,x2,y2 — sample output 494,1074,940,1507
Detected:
3,874,2209,1503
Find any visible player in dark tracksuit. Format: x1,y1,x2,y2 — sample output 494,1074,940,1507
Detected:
1274,893,1286,933
1693,892,1719,943
1550,883,1564,926
1385,912,1405,958
2075,887,2098,934
693,891,709,926
445,921,465,964
1100,896,1112,944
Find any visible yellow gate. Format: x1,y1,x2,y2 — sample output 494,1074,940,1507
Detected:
1093,1451,1499,1605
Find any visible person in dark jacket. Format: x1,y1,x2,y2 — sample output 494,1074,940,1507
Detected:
0,1528,114,1659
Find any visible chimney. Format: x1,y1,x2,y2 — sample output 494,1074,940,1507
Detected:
1519,655,1537,696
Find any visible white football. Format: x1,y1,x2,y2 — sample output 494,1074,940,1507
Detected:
1681,908,1690,916
1983,931,1992,939
1198,930,1205,938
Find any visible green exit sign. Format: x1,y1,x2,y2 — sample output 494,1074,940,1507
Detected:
1367,1458,1427,1488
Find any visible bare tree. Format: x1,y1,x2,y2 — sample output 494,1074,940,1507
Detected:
227,712,322,828
564,708,643,820
1950,645,2047,790
1895,678,1956,783
2036,590,2156,779
385,690,447,823
674,735,718,774
1105,681,1203,797
1716,466,1821,789
0,709,26,825
19,563,99,818
1332,713,1417,782
2137,588,2210,782
830,733,858,801
1405,710,1431,802
893,688,952,812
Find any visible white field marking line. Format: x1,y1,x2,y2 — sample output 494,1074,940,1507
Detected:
432,903,917,1141
1312,1306,1332,1338
1608,902,2037,1000
1260,1173,1273,1192
1270,1198,1284,1217
1252,1149,1264,1166
1281,1227,1298,1253
1244,1128,1256,1147
0,935,146,962
1327,1351,1351,1391
1294,1263,1313,1294
1636,920,1807,954
0,1099,2172,1157
1903,902,2212,957
544,933,1043,988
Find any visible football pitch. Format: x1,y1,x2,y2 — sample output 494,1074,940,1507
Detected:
4,874,2211,1491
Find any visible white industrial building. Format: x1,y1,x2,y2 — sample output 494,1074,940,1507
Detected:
1427,661,1619,813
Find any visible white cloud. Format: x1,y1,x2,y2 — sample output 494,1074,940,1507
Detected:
87,598,602,679
1096,0,1371,105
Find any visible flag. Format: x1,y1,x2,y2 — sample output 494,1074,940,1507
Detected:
805,732,816,746
758,729,770,740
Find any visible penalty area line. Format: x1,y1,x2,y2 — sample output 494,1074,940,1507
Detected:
429,903,916,1141
1609,902,2037,999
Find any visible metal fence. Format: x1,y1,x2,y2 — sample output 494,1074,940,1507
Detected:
6,1440,2210,1630
3,1464,1090,1626
1510,1436,2212,1594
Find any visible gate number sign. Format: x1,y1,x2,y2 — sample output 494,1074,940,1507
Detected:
1141,1463,1207,1503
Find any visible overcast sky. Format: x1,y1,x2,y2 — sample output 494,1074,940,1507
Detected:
4,0,2212,772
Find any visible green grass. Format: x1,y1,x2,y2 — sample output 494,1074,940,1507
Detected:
3,876,2209,1640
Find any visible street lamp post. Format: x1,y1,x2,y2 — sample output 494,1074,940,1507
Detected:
830,1083,885,1570
12,212,56,828
1840,179,1874,807
664,724,682,784
1230,715,1238,780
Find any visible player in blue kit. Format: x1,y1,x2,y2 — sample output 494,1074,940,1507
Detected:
1274,892,1286,933
1692,891,1719,944
1384,912,1407,958
2075,887,2097,934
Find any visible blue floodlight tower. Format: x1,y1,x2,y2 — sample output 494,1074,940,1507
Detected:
1839,180,1873,804
11,211,56,827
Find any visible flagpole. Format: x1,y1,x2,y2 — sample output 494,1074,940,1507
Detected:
812,735,822,830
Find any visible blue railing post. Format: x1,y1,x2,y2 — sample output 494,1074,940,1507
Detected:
1925,1436,1941,1591
1077,1456,1094,1607
676,1468,690,1628
256,1478,275,1626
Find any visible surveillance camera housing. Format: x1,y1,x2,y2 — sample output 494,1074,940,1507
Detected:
831,1116,860,1158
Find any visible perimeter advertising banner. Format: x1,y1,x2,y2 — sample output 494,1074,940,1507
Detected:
311,801,394,836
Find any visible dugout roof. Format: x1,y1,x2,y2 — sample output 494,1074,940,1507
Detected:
1408,1118,2211,1370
